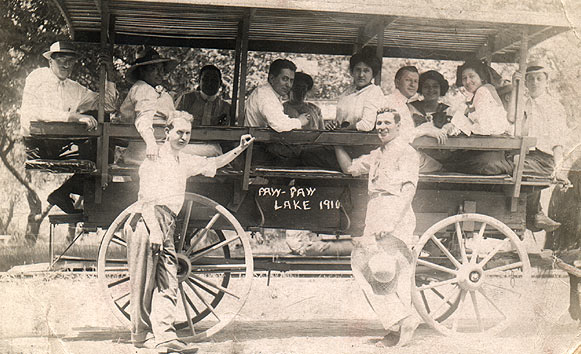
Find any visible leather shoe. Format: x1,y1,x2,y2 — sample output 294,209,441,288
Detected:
155,339,198,353
47,190,82,214
534,212,561,232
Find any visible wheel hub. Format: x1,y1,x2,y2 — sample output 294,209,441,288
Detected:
176,253,192,283
457,265,485,291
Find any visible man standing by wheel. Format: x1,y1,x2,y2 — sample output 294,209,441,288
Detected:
126,110,253,352
334,108,421,347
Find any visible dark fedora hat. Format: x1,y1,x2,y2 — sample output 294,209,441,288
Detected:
43,41,78,60
126,48,178,83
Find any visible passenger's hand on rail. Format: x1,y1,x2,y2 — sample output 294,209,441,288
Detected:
145,142,159,161
76,114,98,131
239,134,255,149
554,169,572,190
297,113,310,127
325,120,339,131
429,129,448,144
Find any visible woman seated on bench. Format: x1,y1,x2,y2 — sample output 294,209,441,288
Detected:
441,60,513,175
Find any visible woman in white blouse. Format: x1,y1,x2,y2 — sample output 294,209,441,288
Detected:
443,60,513,175
326,51,385,131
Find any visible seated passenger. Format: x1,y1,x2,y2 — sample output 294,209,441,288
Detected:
119,48,178,164
176,64,230,126
21,41,119,214
176,64,231,157
512,60,572,232
283,72,324,130
244,59,309,165
383,66,419,141
448,60,510,136
442,60,513,175
326,50,384,131
408,70,452,144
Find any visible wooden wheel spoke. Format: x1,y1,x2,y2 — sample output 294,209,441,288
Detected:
484,261,523,274
451,290,468,332
418,277,457,291
189,278,219,297
113,292,130,303
186,213,222,255
417,258,458,276
482,281,523,296
179,284,196,336
119,299,130,311
470,290,483,332
420,290,431,313
429,286,460,319
470,223,487,264
185,279,220,321
190,274,240,299
455,222,468,264
111,235,127,248
178,200,194,252
190,237,240,262
108,276,129,288
477,287,507,320
478,238,511,267
430,235,462,269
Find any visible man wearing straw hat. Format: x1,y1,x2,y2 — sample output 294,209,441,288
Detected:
21,40,119,214
334,107,421,347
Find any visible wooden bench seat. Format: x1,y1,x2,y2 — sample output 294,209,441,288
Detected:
25,159,96,174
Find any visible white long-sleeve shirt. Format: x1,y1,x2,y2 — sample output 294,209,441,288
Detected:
21,67,118,135
138,143,217,215
524,92,571,155
451,84,509,136
120,80,175,145
244,83,302,132
336,84,385,131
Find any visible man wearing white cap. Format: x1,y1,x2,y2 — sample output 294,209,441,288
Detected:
334,107,420,347
516,60,572,232
21,41,119,213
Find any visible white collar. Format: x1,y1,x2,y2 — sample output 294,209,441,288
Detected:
200,90,219,102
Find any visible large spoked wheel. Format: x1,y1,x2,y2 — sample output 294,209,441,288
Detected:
411,213,531,336
97,192,254,341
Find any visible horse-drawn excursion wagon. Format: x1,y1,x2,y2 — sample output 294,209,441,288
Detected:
26,0,574,343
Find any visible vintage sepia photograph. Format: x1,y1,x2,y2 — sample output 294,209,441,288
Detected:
1,0,581,353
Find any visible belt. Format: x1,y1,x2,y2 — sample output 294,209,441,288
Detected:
369,191,396,199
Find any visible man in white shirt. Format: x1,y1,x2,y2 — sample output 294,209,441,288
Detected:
383,66,420,141
244,59,309,132
520,61,572,232
244,59,310,165
21,41,118,214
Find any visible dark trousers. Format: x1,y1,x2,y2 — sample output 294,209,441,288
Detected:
569,274,581,321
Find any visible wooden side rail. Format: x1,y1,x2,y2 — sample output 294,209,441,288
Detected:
28,123,539,202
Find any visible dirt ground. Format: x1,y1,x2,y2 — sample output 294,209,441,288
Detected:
0,273,580,354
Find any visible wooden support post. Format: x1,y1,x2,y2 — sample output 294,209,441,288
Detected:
94,0,110,202
241,138,254,191
236,10,252,127
230,19,243,126
513,29,529,137
374,21,385,86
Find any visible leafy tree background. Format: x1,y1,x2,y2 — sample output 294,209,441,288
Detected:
0,0,580,246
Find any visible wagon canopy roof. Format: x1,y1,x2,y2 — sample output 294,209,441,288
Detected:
55,0,577,62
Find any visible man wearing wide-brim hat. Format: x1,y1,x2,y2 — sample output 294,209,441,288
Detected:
21,40,119,214
119,48,178,163
334,108,421,347
510,59,572,233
